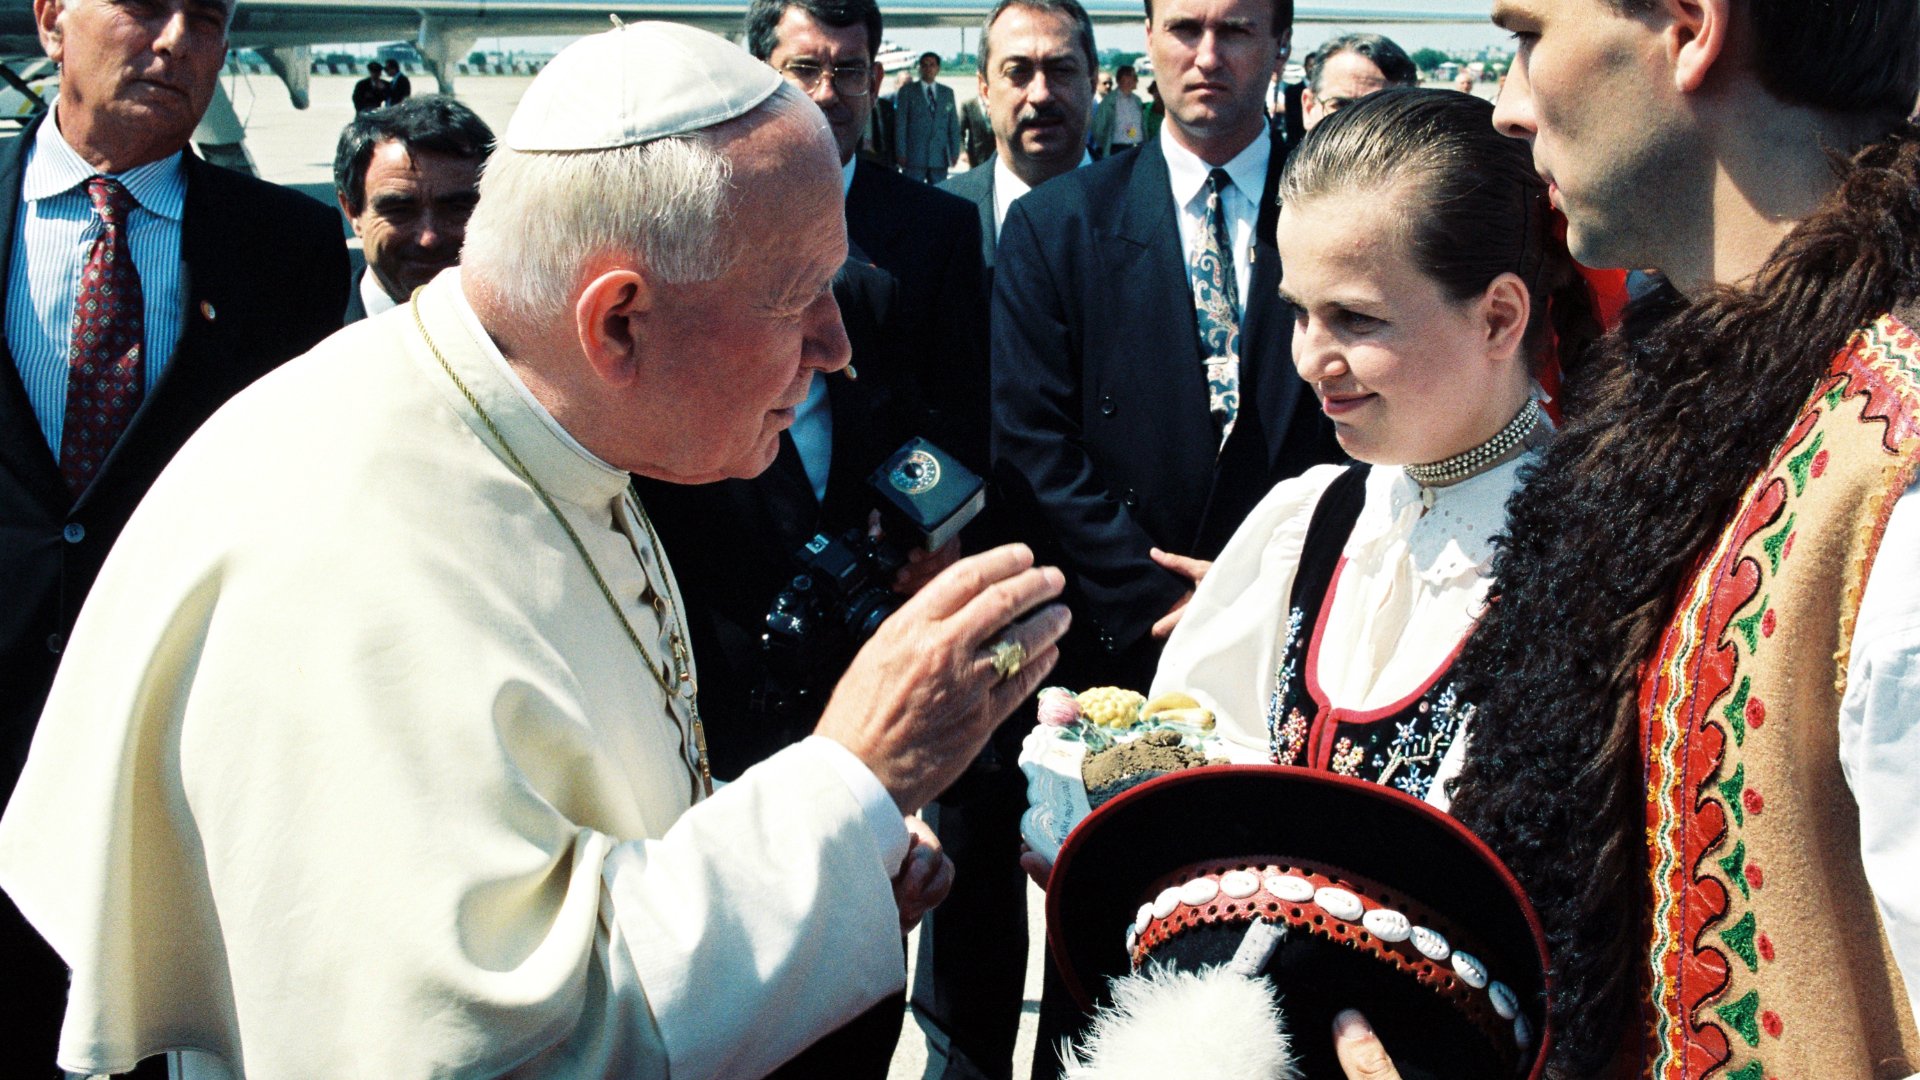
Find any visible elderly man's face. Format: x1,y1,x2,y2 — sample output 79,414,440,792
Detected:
635,110,852,484
1302,49,1389,130
345,140,483,302
979,3,1094,176
767,5,882,166
37,0,230,170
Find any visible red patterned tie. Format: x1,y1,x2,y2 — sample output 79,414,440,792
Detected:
60,176,144,497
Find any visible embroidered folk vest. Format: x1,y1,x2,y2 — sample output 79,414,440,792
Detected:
1263,465,1476,801
1638,311,1920,1080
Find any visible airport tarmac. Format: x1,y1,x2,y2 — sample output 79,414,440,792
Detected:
238,73,1051,1080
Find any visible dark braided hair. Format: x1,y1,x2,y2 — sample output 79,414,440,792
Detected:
1278,88,1602,378
1446,126,1920,1076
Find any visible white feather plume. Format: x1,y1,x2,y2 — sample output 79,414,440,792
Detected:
1056,965,1298,1080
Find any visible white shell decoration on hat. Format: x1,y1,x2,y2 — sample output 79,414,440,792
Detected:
1313,886,1365,922
1451,951,1490,989
1124,867,1533,1053
1266,873,1315,902
1179,878,1220,906
1411,925,1453,961
1220,870,1261,899
1362,907,1413,942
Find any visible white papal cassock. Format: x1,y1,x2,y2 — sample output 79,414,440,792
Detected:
0,270,910,1079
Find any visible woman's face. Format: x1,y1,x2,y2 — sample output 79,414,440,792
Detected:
1277,188,1532,467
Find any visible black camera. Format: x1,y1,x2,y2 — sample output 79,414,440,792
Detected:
750,438,986,721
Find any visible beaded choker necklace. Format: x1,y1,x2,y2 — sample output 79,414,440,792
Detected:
1404,398,1541,489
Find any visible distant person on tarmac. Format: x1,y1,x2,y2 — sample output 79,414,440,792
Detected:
352,60,388,112
384,58,412,105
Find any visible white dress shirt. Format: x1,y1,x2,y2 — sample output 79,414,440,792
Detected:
5,109,189,454
1160,126,1268,314
991,151,1092,239
1840,479,1920,1031
359,265,399,318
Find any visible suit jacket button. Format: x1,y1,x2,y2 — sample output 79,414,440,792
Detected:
63,522,86,544
1100,395,1117,417
1123,489,1138,508
46,633,63,655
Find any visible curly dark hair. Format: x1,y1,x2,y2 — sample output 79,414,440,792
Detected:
1445,125,1920,1076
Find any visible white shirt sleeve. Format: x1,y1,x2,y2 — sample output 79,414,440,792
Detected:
596,740,909,1079
1839,478,1920,1032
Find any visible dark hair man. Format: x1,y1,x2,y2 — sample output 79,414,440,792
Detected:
896,49,961,182
352,59,388,112
383,57,412,105
1300,32,1417,130
333,95,493,319
1088,63,1142,158
0,0,347,1072
1380,0,1920,1077
944,0,1097,266
991,0,1341,1063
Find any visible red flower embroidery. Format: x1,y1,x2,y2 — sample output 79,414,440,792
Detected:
1761,609,1777,638
1746,862,1765,890
1758,933,1775,962
1746,696,1767,729
1782,532,1796,560
1744,789,1764,815
1812,449,1830,477
1761,1010,1783,1038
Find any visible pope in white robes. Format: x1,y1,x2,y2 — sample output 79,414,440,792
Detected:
0,23,1068,1079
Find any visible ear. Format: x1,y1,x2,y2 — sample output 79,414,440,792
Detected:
1273,27,1293,77
573,267,654,389
870,58,885,98
978,67,991,100
335,192,363,236
1300,86,1319,116
1480,271,1531,364
34,0,65,63
1666,0,1730,95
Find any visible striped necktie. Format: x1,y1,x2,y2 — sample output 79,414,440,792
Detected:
1192,167,1241,440
60,176,144,497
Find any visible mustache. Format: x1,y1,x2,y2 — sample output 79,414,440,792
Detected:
1015,104,1069,129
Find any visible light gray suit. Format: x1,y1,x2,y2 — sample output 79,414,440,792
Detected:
894,79,960,182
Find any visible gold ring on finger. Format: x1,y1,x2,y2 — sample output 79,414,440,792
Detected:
988,638,1026,682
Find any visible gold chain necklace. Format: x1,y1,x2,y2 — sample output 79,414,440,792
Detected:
411,295,712,800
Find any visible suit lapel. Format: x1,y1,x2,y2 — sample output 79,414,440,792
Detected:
0,115,71,509
1110,141,1215,448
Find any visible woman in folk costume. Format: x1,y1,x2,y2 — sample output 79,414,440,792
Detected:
1029,88,1599,1079
1148,87,1599,813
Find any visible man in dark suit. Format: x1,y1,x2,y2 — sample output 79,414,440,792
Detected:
993,1,1337,1074
333,95,492,323
747,0,989,474
895,51,961,182
351,60,387,112
993,0,1337,730
382,58,412,106
0,0,347,1072
941,0,1097,276
914,4,1098,1077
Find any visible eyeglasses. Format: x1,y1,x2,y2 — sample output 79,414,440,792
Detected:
779,60,873,97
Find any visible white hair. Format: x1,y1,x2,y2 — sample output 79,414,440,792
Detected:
461,87,817,323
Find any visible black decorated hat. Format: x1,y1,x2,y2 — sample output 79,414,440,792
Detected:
1046,765,1551,1080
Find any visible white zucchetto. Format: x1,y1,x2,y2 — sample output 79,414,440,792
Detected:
504,21,784,153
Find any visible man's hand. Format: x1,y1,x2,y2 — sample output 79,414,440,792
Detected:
1333,1010,1403,1080
893,537,963,595
1017,842,1052,890
1148,548,1213,639
816,544,1071,814
893,815,955,933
